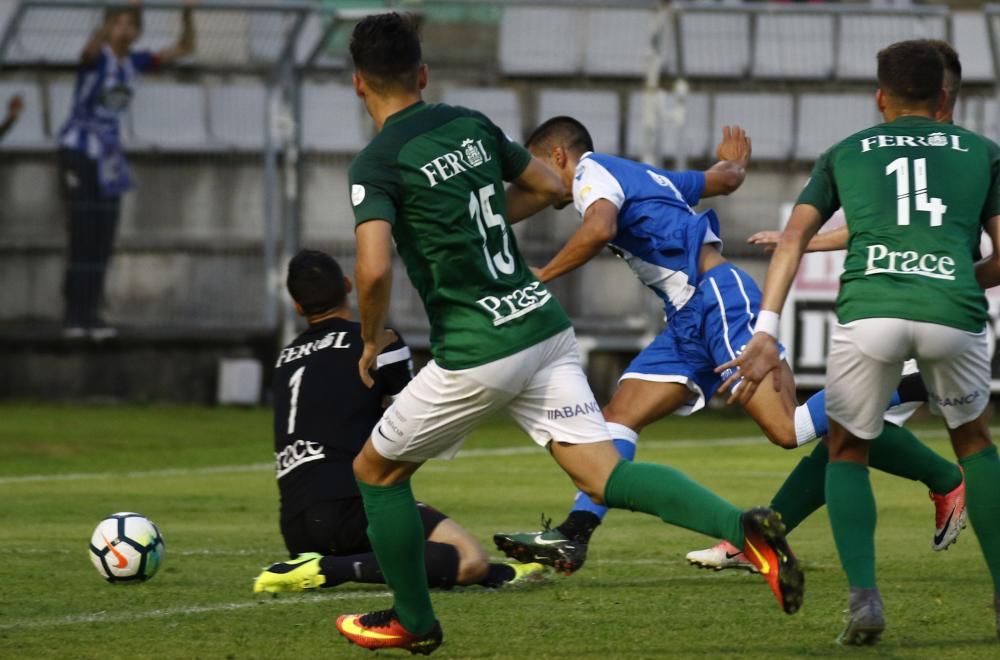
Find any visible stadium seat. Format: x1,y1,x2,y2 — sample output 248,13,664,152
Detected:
537,89,620,154
301,82,369,153
0,81,49,150
952,12,994,84
981,99,1000,143
582,9,658,78
441,87,522,143
3,6,96,65
626,91,712,163
753,14,835,80
955,95,984,135
46,79,76,138
795,94,880,161
679,11,750,78
248,12,286,63
0,3,15,51
137,8,251,65
836,14,948,80
207,83,267,151
499,7,583,76
130,82,212,151
714,93,794,161
248,10,326,65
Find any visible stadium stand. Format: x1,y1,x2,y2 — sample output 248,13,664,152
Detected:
679,10,750,79
582,8,656,79
442,86,522,142
626,90,711,162
0,80,47,149
207,82,268,151
130,82,213,151
952,11,994,84
2,0,999,403
3,6,95,65
537,89,621,155
713,93,794,161
498,7,583,76
753,13,834,80
794,94,879,161
301,82,368,153
836,13,948,81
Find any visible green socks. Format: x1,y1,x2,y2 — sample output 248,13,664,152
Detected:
959,445,1000,593
769,442,828,533
603,460,745,547
870,423,962,495
356,480,436,635
769,423,961,536
826,461,877,589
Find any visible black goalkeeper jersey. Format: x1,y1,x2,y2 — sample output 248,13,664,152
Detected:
272,317,412,514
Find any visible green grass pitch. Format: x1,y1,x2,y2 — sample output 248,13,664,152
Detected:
1,403,998,658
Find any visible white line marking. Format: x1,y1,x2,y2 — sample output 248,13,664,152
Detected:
0,553,808,632
0,590,392,631
0,429,969,486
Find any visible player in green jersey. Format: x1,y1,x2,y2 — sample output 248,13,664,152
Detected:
723,40,1000,645
333,13,803,655
685,38,969,571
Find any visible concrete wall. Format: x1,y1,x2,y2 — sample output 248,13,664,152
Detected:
0,153,797,333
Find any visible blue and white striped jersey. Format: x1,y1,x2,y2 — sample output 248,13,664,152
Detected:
572,151,721,320
58,45,157,194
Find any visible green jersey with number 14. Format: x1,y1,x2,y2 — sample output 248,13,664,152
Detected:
349,102,571,370
797,115,1000,332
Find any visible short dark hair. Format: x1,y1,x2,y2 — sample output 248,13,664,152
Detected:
349,13,422,94
287,250,347,315
525,116,595,156
877,40,944,110
925,39,962,110
105,7,143,33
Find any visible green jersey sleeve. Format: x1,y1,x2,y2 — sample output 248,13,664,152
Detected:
349,149,402,226
983,140,1000,224
796,149,840,221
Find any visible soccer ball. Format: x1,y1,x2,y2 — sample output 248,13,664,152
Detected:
88,512,165,583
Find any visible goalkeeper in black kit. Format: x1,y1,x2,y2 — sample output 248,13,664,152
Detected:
253,250,546,592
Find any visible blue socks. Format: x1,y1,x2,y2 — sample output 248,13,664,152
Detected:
796,387,904,447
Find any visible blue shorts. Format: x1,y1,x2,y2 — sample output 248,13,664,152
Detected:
621,263,784,416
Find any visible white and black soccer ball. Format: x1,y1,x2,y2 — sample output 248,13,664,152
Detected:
88,512,165,583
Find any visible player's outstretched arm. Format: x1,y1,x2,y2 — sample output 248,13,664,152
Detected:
80,19,112,66
717,204,823,405
702,126,751,198
975,215,1000,290
355,220,394,388
748,225,849,255
505,158,565,224
534,199,617,283
156,4,197,65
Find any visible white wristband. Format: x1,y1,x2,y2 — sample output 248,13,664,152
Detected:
754,310,780,339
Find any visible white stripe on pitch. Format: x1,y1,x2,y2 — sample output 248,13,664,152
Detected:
0,430,968,487
0,590,392,631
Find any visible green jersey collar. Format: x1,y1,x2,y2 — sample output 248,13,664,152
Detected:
385,101,428,127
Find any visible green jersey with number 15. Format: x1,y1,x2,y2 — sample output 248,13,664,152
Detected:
349,102,571,370
797,115,1000,332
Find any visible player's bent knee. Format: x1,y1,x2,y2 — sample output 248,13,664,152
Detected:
455,549,489,585
758,417,797,449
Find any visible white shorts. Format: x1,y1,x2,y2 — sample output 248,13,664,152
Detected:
372,328,610,462
826,318,989,439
